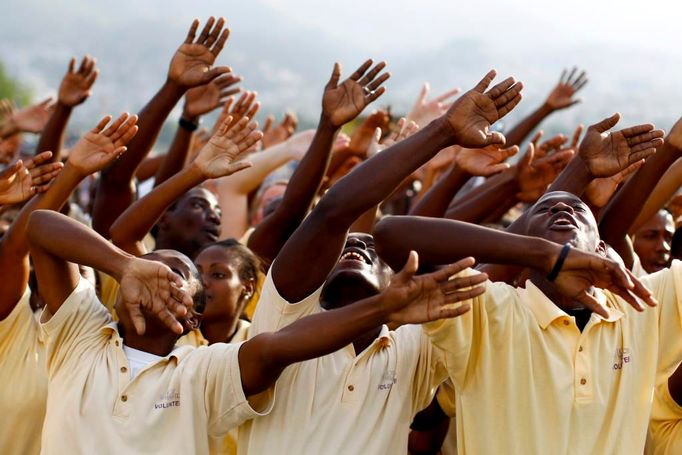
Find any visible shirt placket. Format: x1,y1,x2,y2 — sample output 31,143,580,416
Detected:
574,319,597,402
112,337,132,418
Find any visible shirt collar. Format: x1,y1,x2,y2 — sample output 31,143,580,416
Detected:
522,280,624,330
101,322,194,362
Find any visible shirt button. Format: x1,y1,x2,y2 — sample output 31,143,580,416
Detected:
578,346,583,352
120,366,128,373
580,378,587,385
121,394,128,402
115,340,120,347
347,385,355,392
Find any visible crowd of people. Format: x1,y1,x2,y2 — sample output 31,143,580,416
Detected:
2,15,682,455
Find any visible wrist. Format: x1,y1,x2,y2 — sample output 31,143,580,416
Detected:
179,115,199,131
318,112,340,132
162,79,187,100
55,100,76,111
187,160,209,181
535,238,563,274
429,116,458,149
0,116,18,137
540,102,555,115
111,253,136,282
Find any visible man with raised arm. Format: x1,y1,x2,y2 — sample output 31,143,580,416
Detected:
372,115,681,455
239,69,526,454
28,205,480,454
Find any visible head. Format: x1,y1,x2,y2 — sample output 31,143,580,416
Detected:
0,134,22,165
194,239,260,325
0,204,21,240
320,233,393,310
155,187,222,260
250,181,287,227
114,249,206,338
525,191,605,254
633,209,674,274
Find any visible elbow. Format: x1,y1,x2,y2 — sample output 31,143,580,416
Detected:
374,216,408,270
26,210,49,244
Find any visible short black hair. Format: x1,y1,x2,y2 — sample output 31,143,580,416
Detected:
199,238,262,283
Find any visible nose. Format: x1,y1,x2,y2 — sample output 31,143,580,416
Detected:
206,207,221,225
346,236,368,249
549,201,574,215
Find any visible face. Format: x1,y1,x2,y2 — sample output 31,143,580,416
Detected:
194,245,253,324
0,135,21,164
158,188,222,259
251,183,287,227
321,233,393,306
525,191,602,252
633,210,674,273
116,249,205,336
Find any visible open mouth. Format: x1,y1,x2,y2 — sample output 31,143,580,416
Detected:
549,213,577,230
203,226,220,239
339,248,371,265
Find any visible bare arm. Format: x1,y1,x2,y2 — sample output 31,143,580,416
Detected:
92,18,231,237
632,158,682,232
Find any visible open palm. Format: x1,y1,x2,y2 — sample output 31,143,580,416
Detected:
455,144,518,176
195,116,262,178
445,70,523,148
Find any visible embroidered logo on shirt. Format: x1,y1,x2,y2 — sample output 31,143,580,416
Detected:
154,390,180,409
378,370,397,390
613,348,631,370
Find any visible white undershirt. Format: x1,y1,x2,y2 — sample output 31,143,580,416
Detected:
122,344,163,378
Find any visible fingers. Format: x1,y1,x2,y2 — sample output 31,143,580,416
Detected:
628,147,658,164
67,57,76,73
486,77,515,100
185,19,199,44
212,28,230,56
493,82,523,108
200,66,231,85
438,303,472,319
417,82,430,105
473,69,497,93
238,130,264,153
349,59,373,81
262,115,274,133
24,150,54,169
129,306,147,335
571,124,584,149
591,113,621,133
205,17,225,48
102,112,129,137
358,61,386,86
613,159,644,183
396,251,419,282
91,115,112,134
367,72,391,91
196,16,215,44
434,87,461,103
113,117,139,146
628,271,658,307
327,62,342,89
574,291,610,319
497,91,523,119
444,285,486,304
366,87,386,103
483,131,506,147
431,256,477,282
155,307,185,335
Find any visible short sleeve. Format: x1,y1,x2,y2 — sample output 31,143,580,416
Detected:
189,342,274,437
647,381,682,455
249,263,324,336
40,277,112,375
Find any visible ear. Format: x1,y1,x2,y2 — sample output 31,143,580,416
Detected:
243,277,256,301
596,240,608,257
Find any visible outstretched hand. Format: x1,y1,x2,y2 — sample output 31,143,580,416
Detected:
59,56,99,107
578,113,664,177
261,112,298,149
68,113,139,176
119,257,195,335
515,142,575,202
168,17,231,88
322,59,390,128
584,159,644,209
382,252,487,326
408,82,461,128
445,70,523,148
545,67,588,111
193,116,262,178
0,151,63,204
183,72,241,119
551,246,657,318
455,144,519,176
212,91,260,134
11,98,56,134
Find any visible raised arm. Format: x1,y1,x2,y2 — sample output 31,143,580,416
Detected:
27,210,191,335
110,116,261,256
239,253,485,396
247,60,390,266
154,73,241,186
631,158,682,233
92,17,231,236
598,117,678,267
0,113,138,320
504,68,587,147
35,56,98,162
273,70,524,301
0,98,54,139
0,153,63,206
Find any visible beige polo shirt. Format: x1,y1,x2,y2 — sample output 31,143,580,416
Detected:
425,261,682,455
40,277,273,455
238,269,448,455
646,380,682,454
0,289,47,455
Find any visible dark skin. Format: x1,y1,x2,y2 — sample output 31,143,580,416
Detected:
247,59,390,268
632,210,674,274
28,209,480,397
374,191,657,319
35,56,98,163
92,17,231,237
273,69,524,352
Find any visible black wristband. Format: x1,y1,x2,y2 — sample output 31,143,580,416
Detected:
547,243,571,282
179,117,199,132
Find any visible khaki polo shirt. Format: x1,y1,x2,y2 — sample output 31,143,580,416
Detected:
646,380,682,454
40,278,273,455
238,269,448,455
0,289,47,455
425,261,682,455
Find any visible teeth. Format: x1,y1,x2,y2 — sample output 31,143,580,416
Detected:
341,251,366,263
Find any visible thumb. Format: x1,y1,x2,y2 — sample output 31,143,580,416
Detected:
483,131,505,147
419,82,430,104
201,66,231,85
396,251,419,283
484,163,511,176
327,62,341,89
592,113,621,133
226,161,253,175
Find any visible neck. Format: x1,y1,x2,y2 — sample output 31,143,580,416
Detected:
529,271,587,312
201,316,240,344
321,281,383,353
118,325,177,357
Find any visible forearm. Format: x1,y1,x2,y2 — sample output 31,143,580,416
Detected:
504,103,553,147
35,102,72,161
445,169,518,223
547,155,592,196
631,158,682,233
110,165,205,254
136,155,165,182
248,115,337,262
154,124,194,186
374,215,556,272
602,141,682,242
216,142,295,195
409,164,471,218
239,292,389,396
